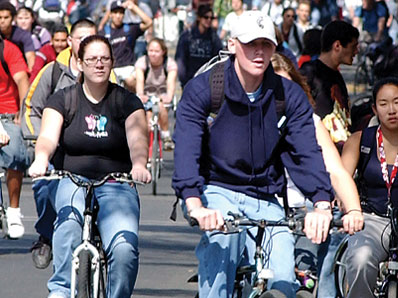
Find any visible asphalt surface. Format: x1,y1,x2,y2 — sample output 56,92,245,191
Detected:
0,149,201,298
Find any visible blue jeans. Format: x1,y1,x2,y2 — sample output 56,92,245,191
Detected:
188,185,296,298
0,120,30,171
47,177,140,298
32,178,58,241
295,203,343,298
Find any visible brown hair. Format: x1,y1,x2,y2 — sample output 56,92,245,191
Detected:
271,52,316,108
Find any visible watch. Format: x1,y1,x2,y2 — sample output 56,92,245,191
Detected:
314,201,332,211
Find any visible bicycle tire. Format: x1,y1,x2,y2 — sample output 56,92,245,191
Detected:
296,289,314,298
354,62,372,95
98,253,107,298
77,250,92,298
334,238,349,298
387,279,398,298
151,125,160,195
258,289,287,298
0,206,7,237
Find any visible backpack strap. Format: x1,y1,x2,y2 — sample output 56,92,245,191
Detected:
63,85,79,127
51,61,62,95
104,24,111,39
0,38,10,76
144,55,150,80
209,60,226,118
292,24,303,54
123,23,133,44
356,126,377,203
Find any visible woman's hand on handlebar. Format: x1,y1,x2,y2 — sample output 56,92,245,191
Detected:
160,94,172,104
138,94,149,103
130,164,151,184
342,210,364,235
28,158,48,178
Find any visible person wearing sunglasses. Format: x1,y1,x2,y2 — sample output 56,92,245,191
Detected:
175,4,223,88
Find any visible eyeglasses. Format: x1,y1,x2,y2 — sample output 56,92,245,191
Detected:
202,15,214,20
83,56,112,67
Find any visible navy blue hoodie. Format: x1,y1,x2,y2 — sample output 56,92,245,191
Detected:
172,57,333,204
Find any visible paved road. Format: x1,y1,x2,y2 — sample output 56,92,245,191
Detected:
0,149,201,298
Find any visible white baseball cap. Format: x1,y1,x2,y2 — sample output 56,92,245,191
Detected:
231,11,277,46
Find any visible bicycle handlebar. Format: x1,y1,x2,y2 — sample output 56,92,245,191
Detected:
32,170,145,187
189,211,343,233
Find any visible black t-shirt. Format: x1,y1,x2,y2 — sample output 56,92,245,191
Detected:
300,59,351,151
46,83,144,179
99,23,144,68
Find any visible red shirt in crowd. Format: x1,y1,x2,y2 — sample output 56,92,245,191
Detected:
0,39,28,114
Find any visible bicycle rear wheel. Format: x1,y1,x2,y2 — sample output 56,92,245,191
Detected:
151,125,160,195
334,237,349,298
77,250,92,298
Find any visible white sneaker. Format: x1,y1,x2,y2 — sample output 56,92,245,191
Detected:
7,207,24,239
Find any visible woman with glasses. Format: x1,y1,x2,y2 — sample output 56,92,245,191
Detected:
29,35,151,298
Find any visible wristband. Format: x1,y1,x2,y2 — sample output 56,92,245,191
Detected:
345,209,362,215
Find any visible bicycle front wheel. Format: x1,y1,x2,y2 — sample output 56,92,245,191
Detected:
77,250,92,298
151,125,160,195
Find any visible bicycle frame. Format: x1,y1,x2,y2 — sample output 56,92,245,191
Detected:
70,184,102,298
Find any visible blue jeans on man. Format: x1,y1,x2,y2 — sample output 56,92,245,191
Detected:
185,184,297,298
47,177,141,298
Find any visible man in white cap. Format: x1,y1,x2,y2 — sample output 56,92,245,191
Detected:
172,10,334,298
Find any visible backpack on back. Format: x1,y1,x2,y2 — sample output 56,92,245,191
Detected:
104,23,133,44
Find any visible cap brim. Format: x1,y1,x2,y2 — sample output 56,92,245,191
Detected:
237,35,277,46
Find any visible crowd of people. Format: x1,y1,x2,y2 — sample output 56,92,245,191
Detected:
0,0,398,298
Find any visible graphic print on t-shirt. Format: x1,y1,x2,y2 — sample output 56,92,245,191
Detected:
84,114,108,138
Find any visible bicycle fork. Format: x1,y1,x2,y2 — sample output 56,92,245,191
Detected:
70,213,101,298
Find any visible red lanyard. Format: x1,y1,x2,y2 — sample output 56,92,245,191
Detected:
377,125,398,200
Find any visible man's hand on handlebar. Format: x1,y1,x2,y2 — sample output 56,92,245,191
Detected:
304,207,333,244
186,197,224,231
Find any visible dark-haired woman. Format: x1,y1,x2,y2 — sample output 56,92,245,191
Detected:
29,35,151,298
341,77,398,298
